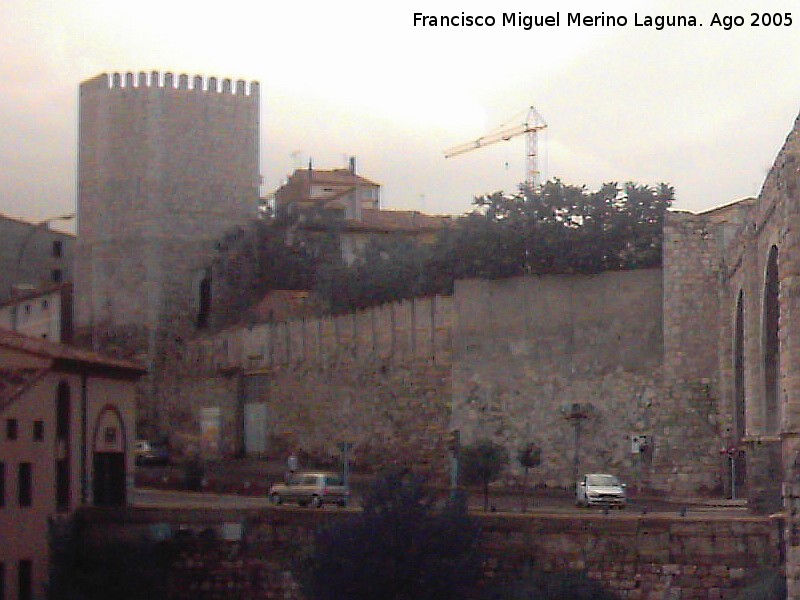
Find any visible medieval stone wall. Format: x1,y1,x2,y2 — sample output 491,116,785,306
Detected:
163,273,727,496
82,507,784,600
450,270,725,496
158,296,454,471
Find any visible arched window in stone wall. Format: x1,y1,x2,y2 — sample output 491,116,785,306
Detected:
734,290,746,440
763,245,780,434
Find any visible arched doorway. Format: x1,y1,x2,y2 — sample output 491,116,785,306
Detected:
92,406,127,507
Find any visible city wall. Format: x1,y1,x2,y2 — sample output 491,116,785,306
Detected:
162,270,727,496
80,506,784,600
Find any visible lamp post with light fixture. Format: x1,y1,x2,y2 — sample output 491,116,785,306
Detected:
560,402,594,485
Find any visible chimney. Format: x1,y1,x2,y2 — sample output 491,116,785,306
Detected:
349,156,356,175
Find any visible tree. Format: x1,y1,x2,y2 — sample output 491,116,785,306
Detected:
303,469,484,600
517,443,542,512
460,439,510,511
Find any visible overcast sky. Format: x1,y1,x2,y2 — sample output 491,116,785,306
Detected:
2,0,800,231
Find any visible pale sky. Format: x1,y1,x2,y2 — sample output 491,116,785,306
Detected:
2,0,800,231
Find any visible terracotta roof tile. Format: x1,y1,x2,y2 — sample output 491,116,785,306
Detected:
0,329,146,374
290,168,379,187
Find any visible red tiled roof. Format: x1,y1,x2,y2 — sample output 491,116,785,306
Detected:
290,168,379,187
0,329,146,375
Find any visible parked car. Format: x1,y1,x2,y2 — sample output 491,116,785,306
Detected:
269,471,350,508
575,473,627,508
135,439,170,466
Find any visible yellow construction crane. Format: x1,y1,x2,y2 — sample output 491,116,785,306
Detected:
444,106,547,188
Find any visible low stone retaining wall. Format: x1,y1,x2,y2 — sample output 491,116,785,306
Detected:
78,506,783,599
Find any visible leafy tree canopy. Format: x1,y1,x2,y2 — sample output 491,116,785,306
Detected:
253,179,674,315
460,439,510,511
303,470,484,600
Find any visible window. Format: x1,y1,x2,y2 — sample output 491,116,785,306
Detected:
41,299,49,310
0,561,5,600
33,421,44,442
51,269,63,283
5,420,17,441
56,382,70,440
23,305,31,315
52,240,63,257
56,459,69,512
0,462,5,508
18,463,32,508
18,560,31,600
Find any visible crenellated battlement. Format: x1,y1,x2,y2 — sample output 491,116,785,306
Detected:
81,71,259,97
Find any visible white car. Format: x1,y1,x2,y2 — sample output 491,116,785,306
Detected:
269,471,350,508
575,473,627,508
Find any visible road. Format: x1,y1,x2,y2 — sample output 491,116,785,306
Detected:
131,488,752,518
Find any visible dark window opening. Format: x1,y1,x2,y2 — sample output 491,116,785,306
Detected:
734,291,746,440
197,277,212,329
18,463,32,508
33,421,44,442
5,420,17,441
52,240,63,257
1,561,5,600
51,269,63,283
764,245,780,434
56,382,70,440
0,462,5,508
18,559,31,600
56,459,69,512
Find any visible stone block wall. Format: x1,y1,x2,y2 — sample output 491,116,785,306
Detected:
663,211,723,385
451,270,725,496
80,507,784,600
163,271,727,496
158,296,453,469
74,72,260,358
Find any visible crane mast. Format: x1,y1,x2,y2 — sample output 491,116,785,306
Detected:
444,106,547,188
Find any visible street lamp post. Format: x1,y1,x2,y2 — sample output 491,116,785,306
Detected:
560,402,593,485
337,441,354,486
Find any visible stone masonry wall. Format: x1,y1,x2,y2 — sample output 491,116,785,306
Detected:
451,270,726,496
81,507,784,600
75,72,259,360
163,272,727,496
159,296,453,471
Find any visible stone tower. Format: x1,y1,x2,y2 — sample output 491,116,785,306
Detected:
74,71,260,364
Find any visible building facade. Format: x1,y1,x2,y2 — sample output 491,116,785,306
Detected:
0,284,73,344
0,329,144,600
0,214,74,305
274,161,380,221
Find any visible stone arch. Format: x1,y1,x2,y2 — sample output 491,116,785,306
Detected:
763,245,780,434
